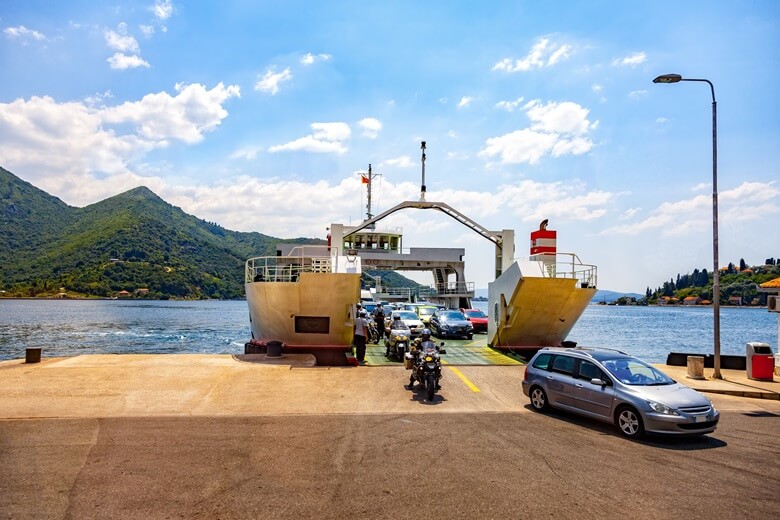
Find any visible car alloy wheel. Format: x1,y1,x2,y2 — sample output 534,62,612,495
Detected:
616,406,644,438
530,387,549,412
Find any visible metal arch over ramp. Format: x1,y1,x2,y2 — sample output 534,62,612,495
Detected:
335,199,516,279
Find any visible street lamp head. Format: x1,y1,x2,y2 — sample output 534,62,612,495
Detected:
653,73,683,84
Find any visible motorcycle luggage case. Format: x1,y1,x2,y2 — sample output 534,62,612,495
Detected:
404,352,413,370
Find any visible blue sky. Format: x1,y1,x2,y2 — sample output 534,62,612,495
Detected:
1,1,778,293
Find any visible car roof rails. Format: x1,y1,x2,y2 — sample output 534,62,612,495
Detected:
574,346,628,355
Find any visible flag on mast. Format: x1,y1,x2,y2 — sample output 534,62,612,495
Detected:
361,174,369,184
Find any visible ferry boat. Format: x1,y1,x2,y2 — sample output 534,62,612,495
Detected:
244,244,362,364
244,143,597,363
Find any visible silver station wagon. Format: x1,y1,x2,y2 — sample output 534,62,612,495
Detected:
521,347,719,438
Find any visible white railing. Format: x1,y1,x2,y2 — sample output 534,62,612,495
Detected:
378,287,412,299
526,252,598,288
427,281,475,296
246,245,362,282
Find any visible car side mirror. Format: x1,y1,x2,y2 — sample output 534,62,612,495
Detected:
591,378,608,386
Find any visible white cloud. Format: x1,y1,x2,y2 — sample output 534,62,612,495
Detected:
383,156,414,168
268,122,351,154
621,208,641,219
599,181,780,237
300,52,332,65
83,90,114,107
629,90,647,98
107,53,150,69
152,0,174,21
229,146,263,160
480,100,596,165
447,130,458,138
255,67,292,95
105,25,139,53
457,96,473,109
0,83,241,204
612,51,647,68
656,117,668,124
358,118,382,139
496,97,525,112
591,84,603,93
480,129,559,165
691,182,709,192
524,100,595,135
493,38,572,72
101,82,240,143
4,25,46,42
139,25,155,37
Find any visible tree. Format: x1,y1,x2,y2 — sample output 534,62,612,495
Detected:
739,258,747,271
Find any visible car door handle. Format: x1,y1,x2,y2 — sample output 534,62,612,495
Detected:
575,384,584,388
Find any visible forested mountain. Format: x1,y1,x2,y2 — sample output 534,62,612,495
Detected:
0,167,306,299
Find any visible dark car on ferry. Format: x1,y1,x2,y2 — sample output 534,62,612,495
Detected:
460,308,488,333
429,310,474,340
521,347,719,439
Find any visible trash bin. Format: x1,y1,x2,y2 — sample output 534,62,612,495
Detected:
686,355,705,379
746,342,774,381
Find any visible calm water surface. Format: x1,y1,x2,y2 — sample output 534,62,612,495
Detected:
1,299,777,363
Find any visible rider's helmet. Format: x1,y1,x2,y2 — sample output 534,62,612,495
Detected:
421,328,431,341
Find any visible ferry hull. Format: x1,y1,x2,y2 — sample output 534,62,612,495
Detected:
488,261,596,349
245,271,361,348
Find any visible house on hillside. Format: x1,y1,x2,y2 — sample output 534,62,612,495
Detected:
728,295,742,306
117,290,131,298
683,296,701,306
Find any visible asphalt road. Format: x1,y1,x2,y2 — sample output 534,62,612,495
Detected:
2,365,779,519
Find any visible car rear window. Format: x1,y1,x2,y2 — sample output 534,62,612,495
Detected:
532,353,552,370
551,355,575,375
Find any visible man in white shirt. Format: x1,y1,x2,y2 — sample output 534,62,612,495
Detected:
354,311,369,365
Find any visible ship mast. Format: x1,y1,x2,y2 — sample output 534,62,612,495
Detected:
363,164,380,229
420,141,426,201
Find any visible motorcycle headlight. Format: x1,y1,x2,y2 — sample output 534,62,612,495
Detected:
424,355,434,362
647,401,679,415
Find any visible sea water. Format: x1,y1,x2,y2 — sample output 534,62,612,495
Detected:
0,299,777,363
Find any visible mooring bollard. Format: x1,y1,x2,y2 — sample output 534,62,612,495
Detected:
25,347,42,364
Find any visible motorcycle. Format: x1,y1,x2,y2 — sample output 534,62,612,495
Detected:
366,321,380,345
384,325,411,360
405,340,445,401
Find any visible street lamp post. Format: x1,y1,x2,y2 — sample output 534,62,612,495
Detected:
653,73,721,379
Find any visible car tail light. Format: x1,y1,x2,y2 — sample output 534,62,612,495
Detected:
523,365,528,381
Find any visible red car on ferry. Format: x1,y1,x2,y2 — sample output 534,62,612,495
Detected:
460,308,488,333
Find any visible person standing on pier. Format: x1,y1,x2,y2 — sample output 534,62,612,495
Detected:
354,311,369,365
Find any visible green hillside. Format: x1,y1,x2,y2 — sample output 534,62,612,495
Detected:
1,167,424,300
0,167,289,299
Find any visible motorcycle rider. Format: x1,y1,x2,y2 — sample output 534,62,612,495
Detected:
408,328,439,389
373,304,386,339
386,313,410,358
